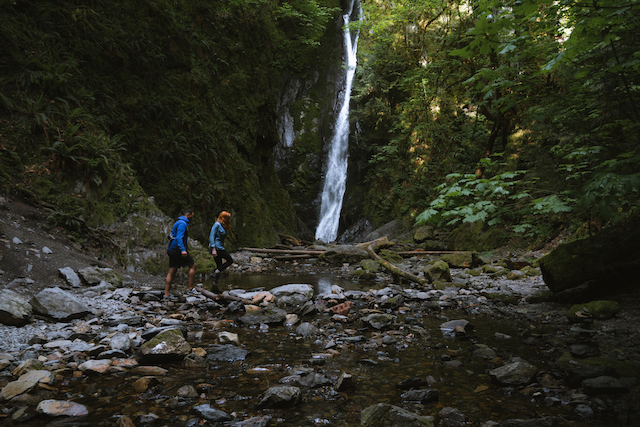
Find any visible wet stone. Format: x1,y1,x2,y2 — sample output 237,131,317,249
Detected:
489,361,537,386
206,344,251,362
258,385,301,408
401,388,439,403
570,342,600,358
582,376,629,395
36,399,89,417
192,404,231,421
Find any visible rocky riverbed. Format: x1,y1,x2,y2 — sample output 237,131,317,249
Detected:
1,198,640,426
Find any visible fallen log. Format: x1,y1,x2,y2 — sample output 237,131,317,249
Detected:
366,243,427,286
195,287,252,304
239,247,324,255
397,250,472,256
274,254,316,261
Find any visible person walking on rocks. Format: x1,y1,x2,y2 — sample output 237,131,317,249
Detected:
209,211,233,288
165,209,197,298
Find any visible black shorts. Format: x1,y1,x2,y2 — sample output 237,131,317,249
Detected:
167,249,195,269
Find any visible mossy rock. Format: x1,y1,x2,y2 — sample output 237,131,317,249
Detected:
440,252,484,268
424,260,451,283
521,266,541,276
555,352,640,378
360,259,381,273
379,249,403,264
567,300,620,321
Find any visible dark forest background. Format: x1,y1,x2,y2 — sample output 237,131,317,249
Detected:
1,0,638,255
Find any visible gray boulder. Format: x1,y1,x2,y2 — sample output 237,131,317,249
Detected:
78,266,122,286
270,284,314,308
238,307,288,326
29,287,90,321
258,385,301,408
138,329,191,362
58,267,82,288
192,404,231,422
489,361,537,386
362,313,395,330
0,289,32,326
206,344,251,362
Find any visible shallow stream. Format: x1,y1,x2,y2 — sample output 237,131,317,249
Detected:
15,273,628,426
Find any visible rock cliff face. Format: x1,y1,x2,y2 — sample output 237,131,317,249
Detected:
273,16,347,235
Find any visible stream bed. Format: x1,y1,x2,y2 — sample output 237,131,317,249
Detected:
2,265,640,426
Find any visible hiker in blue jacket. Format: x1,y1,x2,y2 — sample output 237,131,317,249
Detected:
164,210,197,298
209,210,233,288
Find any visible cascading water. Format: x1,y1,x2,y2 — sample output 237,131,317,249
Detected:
315,0,361,243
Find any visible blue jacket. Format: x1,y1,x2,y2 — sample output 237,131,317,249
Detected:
167,216,190,252
209,221,226,251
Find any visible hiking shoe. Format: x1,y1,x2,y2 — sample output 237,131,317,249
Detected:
187,288,199,295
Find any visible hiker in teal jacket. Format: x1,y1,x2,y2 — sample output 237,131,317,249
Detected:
165,210,197,297
209,210,233,287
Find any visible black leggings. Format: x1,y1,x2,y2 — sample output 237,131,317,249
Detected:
214,249,233,272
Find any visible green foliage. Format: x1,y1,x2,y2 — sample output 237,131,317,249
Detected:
0,0,339,248
352,0,640,239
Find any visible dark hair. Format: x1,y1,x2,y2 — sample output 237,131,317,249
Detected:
182,209,194,216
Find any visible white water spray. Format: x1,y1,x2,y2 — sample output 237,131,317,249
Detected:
315,1,361,243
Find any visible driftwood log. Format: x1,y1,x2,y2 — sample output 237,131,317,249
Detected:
538,212,640,294
195,287,252,304
397,250,472,256
239,247,324,255
366,241,427,285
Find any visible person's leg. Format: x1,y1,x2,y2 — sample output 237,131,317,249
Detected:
187,263,196,289
165,267,177,297
217,250,233,273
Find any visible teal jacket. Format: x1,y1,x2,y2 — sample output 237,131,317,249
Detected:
209,221,226,251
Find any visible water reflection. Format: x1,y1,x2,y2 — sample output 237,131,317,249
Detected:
212,272,366,295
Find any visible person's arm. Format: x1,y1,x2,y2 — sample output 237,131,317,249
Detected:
176,221,187,253
209,223,217,249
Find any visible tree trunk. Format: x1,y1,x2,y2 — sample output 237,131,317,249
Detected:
366,243,427,286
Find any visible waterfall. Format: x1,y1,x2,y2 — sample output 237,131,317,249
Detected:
315,0,361,243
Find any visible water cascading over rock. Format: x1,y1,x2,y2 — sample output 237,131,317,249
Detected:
315,0,361,243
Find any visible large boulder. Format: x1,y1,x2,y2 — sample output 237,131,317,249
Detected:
78,266,122,287
489,361,537,386
538,211,640,294
424,260,452,283
138,329,191,363
29,287,90,321
238,307,288,326
270,284,314,308
0,289,32,326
